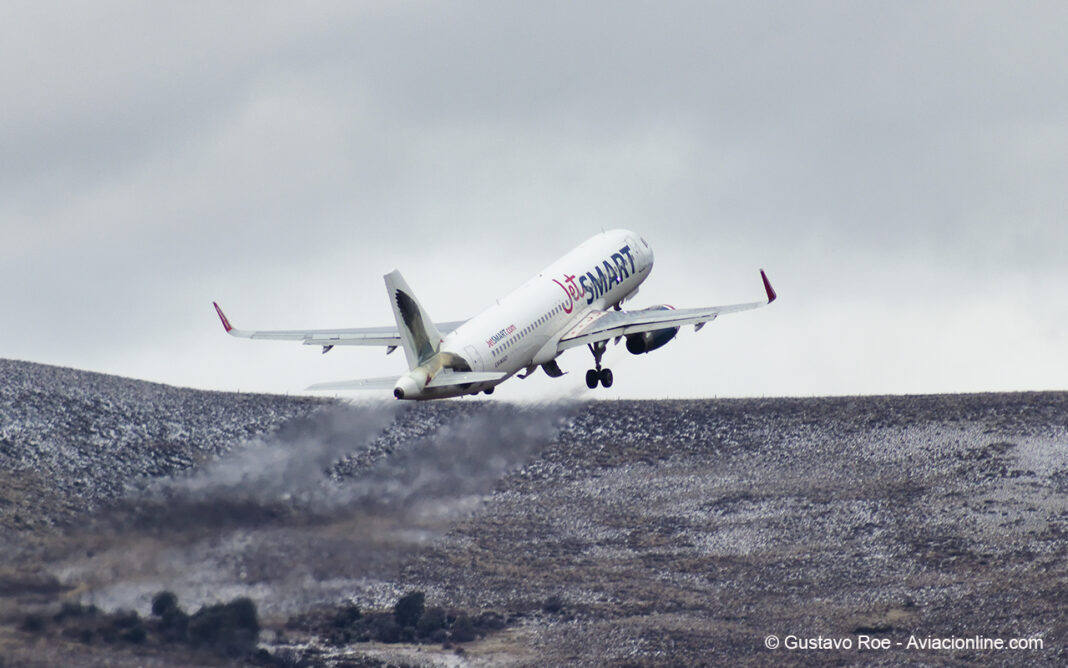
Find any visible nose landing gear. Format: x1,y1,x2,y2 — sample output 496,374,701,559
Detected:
585,341,614,389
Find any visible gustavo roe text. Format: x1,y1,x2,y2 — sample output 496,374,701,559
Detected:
777,634,1044,651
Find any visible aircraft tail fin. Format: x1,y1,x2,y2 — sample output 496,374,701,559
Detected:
384,270,443,370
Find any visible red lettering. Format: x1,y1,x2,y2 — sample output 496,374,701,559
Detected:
565,273,583,299
552,278,575,314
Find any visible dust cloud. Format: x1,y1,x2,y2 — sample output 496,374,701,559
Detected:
170,402,401,507
63,401,576,614
161,401,571,514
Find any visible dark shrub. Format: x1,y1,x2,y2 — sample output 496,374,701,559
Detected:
19,614,45,633
159,608,189,643
451,614,476,643
327,629,350,646
477,611,506,631
332,603,361,628
111,609,140,629
369,614,401,643
189,597,260,657
152,591,179,617
99,624,119,643
54,601,88,622
429,628,449,644
120,624,147,644
394,591,425,628
416,606,446,639
542,595,563,614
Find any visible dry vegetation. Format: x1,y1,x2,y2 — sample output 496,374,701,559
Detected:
1,359,1065,666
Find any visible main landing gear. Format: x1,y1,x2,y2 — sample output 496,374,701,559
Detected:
585,341,614,389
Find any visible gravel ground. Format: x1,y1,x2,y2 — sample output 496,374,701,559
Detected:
0,359,1065,666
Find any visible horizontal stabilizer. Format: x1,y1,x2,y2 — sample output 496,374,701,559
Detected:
306,376,399,391
425,371,508,388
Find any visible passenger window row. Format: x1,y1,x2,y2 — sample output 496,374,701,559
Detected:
490,303,569,358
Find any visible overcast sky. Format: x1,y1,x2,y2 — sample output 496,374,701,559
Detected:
2,1,1065,400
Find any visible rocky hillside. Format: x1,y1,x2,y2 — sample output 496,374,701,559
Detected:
0,359,1066,666
0,359,327,534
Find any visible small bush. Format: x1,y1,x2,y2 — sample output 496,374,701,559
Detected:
450,614,476,643
394,591,425,628
428,628,449,644
111,609,140,629
332,603,361,628
120,624,147,644
158,608,189,643
54,601,89,622
477,611,506,631
416,606,446,638
151,591,179,617
369,614,401,643
99,624,119,644
189,597,260,657
19,614,45,633
542,595,564,614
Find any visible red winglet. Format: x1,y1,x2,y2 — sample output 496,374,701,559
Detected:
213,302,234,332
760,270,777,304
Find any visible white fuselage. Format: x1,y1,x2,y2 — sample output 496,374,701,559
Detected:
401,229,654,399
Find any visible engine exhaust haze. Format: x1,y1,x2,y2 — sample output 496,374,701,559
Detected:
58,402,575,616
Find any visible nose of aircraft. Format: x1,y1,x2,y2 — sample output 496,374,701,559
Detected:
624,232,654,273
638,236,654,272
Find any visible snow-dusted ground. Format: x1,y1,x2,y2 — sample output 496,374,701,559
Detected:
1,359,1066,666
0,359,328,532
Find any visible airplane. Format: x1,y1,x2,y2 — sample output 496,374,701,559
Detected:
213,229,776,400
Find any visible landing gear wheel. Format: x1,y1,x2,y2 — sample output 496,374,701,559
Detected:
599,368,613,388
585,369,599,389
585,341,610,390
483,387,494,395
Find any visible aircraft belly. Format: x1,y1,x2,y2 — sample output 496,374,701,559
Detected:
532,337,561,366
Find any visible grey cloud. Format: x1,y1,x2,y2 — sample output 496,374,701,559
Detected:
0,2,1064,395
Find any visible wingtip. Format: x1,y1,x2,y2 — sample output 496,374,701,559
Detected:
760,270,777,304
213,301,234,333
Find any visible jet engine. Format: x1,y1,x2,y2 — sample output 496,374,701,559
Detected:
625,305,679,354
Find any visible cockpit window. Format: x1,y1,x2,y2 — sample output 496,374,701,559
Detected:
640,237,649,248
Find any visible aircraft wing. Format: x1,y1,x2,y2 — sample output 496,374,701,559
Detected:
557,270,776,352
213,302,465,348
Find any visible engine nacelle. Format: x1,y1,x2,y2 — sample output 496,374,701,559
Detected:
625,305,678,354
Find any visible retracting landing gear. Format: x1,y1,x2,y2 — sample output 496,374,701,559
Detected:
585,341,614,389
